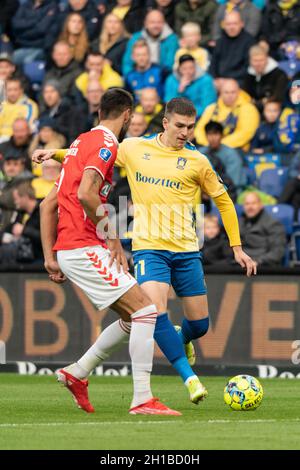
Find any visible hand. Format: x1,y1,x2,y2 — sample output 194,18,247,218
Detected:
44,259,66,284
106,238,129,273
31,149,56,164
12,223,24,238
208,40,216,48
233,246,257,277
178,77,191,93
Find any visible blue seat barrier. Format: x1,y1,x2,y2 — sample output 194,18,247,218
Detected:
245,153,281,169
258,167,289,198
264,204,294,235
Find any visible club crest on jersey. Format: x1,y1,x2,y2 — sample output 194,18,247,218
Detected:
99,147,112,162
176,157,187,170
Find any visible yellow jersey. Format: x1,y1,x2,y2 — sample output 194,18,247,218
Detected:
116,133,226,252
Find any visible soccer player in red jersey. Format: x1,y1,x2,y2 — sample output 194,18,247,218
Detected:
40,88,180,416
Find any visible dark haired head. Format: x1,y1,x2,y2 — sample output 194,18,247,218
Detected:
99,88,134,120
204,121,224,135
164,98,196,119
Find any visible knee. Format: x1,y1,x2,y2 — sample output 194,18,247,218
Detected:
182,317,209,340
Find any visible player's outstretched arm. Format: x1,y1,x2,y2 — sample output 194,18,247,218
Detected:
78,169,128,273
213,192,257,277
32,148,67,164
40,185,66,283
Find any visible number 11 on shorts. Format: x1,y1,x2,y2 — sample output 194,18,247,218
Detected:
134,259,145,278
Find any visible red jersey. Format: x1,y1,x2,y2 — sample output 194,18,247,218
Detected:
53,125,118,251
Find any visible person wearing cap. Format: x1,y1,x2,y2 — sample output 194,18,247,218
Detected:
164,53,216,117
0,53,33,98
29,118,66,177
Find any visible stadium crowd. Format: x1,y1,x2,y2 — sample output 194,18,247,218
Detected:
1,0,300,267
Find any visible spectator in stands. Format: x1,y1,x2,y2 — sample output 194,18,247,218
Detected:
135,87,164,133
0,154,33,230
0,183,42,264
93,13,128,75
127,111,148,137
32,159,61,200
106,0,146,34
59,13,89,64
75,79,103,132
29,118,66,176
251,99,300,156
239,192,286,266
0,1,19,39
43,41,82,98
279,150,300,219
212,0,261,43
202,214,230,265
11,0,58,65
175,0,217,46
243,45,289,112
0,53,32,99
0,118,32,171
75,51,123,101
39,79,76,145
174,22,210,72
209,11,255,87
0,78,38,143
147,0,177,29
198,121,245,189
125,40,164,102
195,78,260,150
261,0,300,58
164,54,216,117
59,0,103,41
122,9,179,76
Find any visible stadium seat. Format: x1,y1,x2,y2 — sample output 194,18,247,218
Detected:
264,204,294,235
23,61,46,86
258,167,289,198
245,153,281,170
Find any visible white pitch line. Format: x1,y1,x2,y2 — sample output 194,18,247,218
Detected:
0,418,300,428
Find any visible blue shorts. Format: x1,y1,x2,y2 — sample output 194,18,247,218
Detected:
132,250,207,297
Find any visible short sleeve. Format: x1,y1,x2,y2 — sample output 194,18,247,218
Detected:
115,140,127,168
84,135,117,180
199,155,227,198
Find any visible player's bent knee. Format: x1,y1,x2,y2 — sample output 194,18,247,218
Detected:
182,317,209,340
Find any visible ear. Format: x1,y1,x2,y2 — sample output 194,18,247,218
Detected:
123,108,132,123
162,117,168,131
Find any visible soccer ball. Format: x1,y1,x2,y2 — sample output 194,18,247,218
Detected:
224,375,263,411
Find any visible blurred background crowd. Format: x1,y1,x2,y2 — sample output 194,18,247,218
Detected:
1,0,300,269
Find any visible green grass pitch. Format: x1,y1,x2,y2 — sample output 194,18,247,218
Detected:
0,374,300,450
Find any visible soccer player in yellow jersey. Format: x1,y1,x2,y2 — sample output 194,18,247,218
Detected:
32,97,256,405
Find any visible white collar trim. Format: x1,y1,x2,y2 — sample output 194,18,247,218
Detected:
91,124,119,147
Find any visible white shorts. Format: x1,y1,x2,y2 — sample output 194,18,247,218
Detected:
57,246,137,310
